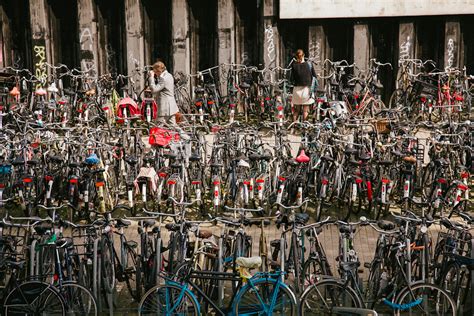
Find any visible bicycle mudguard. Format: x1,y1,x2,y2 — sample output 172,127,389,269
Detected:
162,280,201,314
383,297,422,310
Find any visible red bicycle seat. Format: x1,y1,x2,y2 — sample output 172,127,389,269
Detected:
295,150,310,163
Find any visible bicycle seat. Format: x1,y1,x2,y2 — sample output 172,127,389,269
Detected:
236,256,262,269
270,239,281,247
245,219,271,227
434,158,448,166
11,158,25,166
56,238,74,249
339,225,355,234
124,156,139,165
189,154,201,162
320,155,334,162
163,152,177,159
248,153,262,161
210,162,223,168
286,159,298,166
344,147,358,155
377,160,393,166
403,156,417,164
239,82,251,89
358,153,371,161
377,220,395,230
197,229,213,239
34,223,53,235
294,213,310,225
50,155,63,163
5,260,25,270
68,161,81,168
126,240,138,248
194,87,205,94
340,261,360,272
140,219,155,228
295,150,310,163
116,218,132,228
261,151,273,161
165,223,180,232
27,159,39,166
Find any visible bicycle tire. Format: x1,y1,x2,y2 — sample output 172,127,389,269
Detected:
302,257,328,286
233,277,297,315
101,236,116,293
138,284,199,315
394,282,456,315
299,278,363,315
59,281,98,315
3,280,66,315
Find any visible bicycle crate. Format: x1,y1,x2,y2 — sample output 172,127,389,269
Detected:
374,119,391,134
438,231,472,257
412,79,438,98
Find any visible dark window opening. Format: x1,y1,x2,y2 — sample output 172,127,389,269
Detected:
415,16,445,69
189,0,218,72
2,0,31,69
47,0,79,69
143,0,172,71
235,0,259,66
369,18,398,103
324,19,354,64
461,16,474,74
279,20,308,67
96,0,126,75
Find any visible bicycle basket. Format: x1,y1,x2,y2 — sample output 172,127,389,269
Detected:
413,79,438,98
149,127,180,147
374,119,391,134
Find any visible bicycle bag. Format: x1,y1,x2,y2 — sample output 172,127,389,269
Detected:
140,98,158,121
149,127,180,147
117,97,140,119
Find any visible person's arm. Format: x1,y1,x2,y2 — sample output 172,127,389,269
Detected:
148,75,165,93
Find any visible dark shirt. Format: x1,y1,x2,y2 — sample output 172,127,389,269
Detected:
291,61,317,87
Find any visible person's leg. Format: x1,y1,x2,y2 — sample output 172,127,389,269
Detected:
167,114,176,126
293,104,301,123
302,104,310,122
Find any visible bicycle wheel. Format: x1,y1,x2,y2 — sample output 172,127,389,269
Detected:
395,282,456,316
302,257,327,286
3,281,66,315
233,277,296,315
299,279,363,315
59,281,98,315
138,284,198,315
101,236,116,293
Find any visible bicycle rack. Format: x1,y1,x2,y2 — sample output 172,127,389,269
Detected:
93,238,101,312
155,236,162,285
29,240,36,278
218,235,224,306
280,237,285,282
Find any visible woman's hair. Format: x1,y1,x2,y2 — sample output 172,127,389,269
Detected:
152,61,166,71
295,49,304,59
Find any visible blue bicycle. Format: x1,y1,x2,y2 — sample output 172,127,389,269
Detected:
138,256,297,315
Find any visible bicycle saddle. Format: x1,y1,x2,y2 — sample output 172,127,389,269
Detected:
5,260,25,270
294,213,310,225
27,159,39,166
339,225,355,234
403,156,417,164
295,150,310,163
236,256,262,269
358,153,371,161
344,147,358,155
239,82,251,89
248,153,262,161
124,156,139,165
286,159,298,166
50,155,63,163
35,87,47,96
270,239,281,247
377,220,395,231
377,160,393,166
11,158,25,166
56,238,74,249
163,151,177,159
140,219,155,228
34,223,53,235
189,154,201,162
197,229,213,239
321,155,334,162
340,261,360,272
116,218,132,228
194,87,205,94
